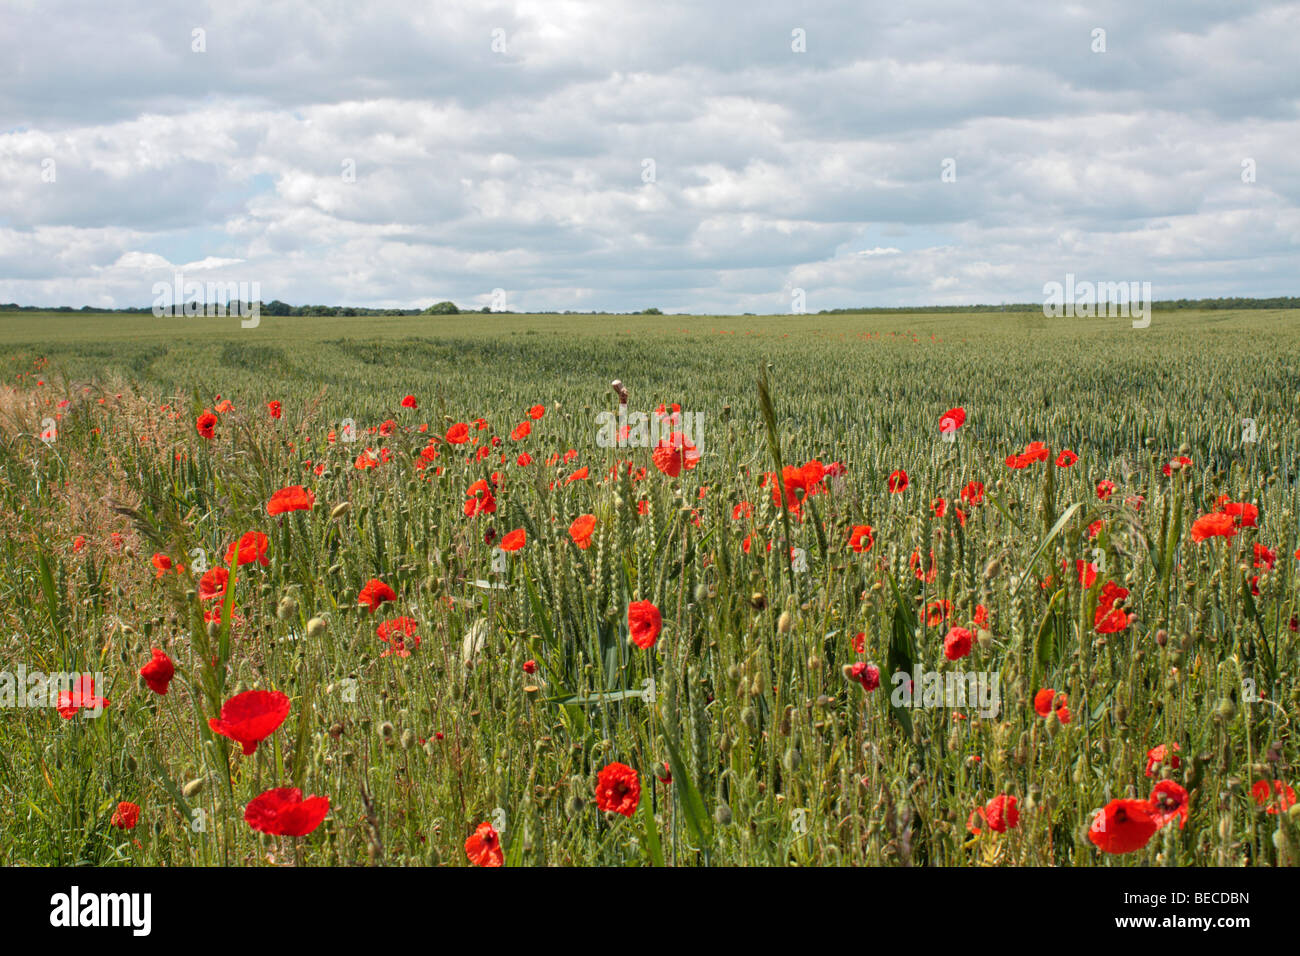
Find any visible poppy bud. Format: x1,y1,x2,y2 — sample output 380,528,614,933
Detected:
750,591,766,610
277,595,298,621
182,777,205,798
1216,698,1237,720
777,611,793,634
330,501,351,520
307,616,328,637
379,721,394,740
714,804,733,826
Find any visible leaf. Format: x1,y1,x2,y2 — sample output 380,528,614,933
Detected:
639,787,665,867
658,716,713,850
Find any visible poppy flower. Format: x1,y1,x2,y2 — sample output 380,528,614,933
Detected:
1006,441,1049,468
267,485,315,515
1096,480,1116,500
1217,497,1258,528
196,411,217,439
110,801,141,830
848,524,874,553
516,453,532,467
1033,688,1070,723
73,535,86,552
500,528,526,551
57,676,109,718
1088,798,1158,854
446,423,470,444
960,481,984,504
973,604,989,628
464,821,504,867
731,502,752,521
1144,742,1181,777
887,470,909,493
1252,780,1297,814
198,567,229,602
569,514,597,550
1252,543,1277,570
594,762,641,817
224,531,269,567
651,433,700,477
939,407,965,434
1190,512,1237,542
208,689,291,756
244,787,329,836
1148,780,1189,830
267,400,282,419
510,421,531,441
628,600,662,649
848,661,880,691
151,553,174,578
401,395,418,409
968,794,1019,835
1056,449,1078,468
376,617,421,657
943,626,973,661
139,648,175,695
528,404,546,420
357,578,397,612
1161,455,1192,476
1094,581,1132,634
1075,559,1099,589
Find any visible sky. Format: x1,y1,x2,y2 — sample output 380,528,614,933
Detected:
1,0,1297,313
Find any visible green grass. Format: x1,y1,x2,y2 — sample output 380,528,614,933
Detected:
0,308,1297,866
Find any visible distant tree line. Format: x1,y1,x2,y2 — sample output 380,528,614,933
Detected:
0,297,1296,316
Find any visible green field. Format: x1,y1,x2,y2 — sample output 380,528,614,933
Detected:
1,308,1297,866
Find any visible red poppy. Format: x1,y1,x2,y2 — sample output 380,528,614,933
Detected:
1217,496,1258,528
1094,581,1132,634
150,553,173,578
376,617,421,657
208,689,291,755
569,514,597,550
1252,543,1277,570
139,648,175,695
848,661,880,691
225,531,270,567
267,400,282,419
528,404,546,420
848,524,874,553
357,578,397,612
1190,512,1237,542
516,452,532,467
1144,743,1180,777
1089,798,1158,854
1161,455,1192,476
1056,449,1078,468
973,604,989,627
110,801,141,830
73,535,86,552
939,407,965,434
628,600,662,649
500,528,526,551
960,481,984,504
510,421,531,441
57,675,109,718
1005,441,1049,469
464,821,504,866
594,762,641,817
198,567,229,602
446,423,470,444
196,410,217,439
267,485,315,515
1148,780,1189,830
401,395,418,409
651,433,700,477
1096,480,1116,500
1033,688,1070,723
1252,780,1297,814
943,626,973,661
244,787,329,836
969,794,1019,835
887,470,909,493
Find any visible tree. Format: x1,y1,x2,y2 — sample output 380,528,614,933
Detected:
424,301,459,315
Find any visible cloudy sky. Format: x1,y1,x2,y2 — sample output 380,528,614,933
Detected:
1,0,1297,313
